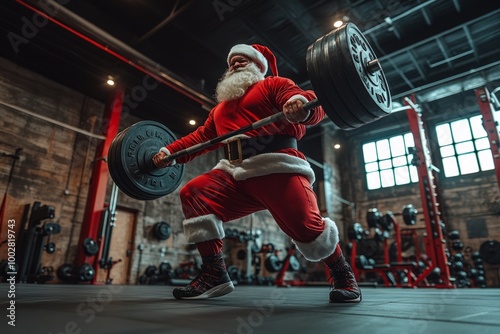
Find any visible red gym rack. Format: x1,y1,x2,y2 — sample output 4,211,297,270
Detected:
475,87,500,190
404,95,453,288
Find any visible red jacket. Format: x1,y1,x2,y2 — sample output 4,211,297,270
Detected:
166,76,325,164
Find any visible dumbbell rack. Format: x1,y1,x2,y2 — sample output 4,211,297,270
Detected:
349,217,420,288
404,95,453,288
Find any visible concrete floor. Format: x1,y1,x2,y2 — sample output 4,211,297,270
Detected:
1,283,499,334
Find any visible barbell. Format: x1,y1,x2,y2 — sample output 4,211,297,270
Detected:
108,23,392,200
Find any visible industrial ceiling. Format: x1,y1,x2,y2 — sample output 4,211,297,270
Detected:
1,0,499,135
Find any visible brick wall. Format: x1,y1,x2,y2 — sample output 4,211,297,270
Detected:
330,118,500,286
0,57,289,285
2,55,497,287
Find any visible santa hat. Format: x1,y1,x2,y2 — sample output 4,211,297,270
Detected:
227,44,278,76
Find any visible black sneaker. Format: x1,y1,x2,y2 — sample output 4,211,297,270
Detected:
172,263,234,300
328,256,362,303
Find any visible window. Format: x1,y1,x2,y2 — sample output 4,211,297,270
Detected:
436,115,494,177
362,133,419,190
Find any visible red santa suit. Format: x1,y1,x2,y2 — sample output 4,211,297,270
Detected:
162,45,340,262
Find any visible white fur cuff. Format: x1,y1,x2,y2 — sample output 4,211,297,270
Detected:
159,147,176,165
182,214,225,244
293,218,339,261
287,94,309,105
286,94,311,123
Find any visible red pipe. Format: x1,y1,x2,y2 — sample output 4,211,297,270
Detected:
16,0,215,109
75,87,123,280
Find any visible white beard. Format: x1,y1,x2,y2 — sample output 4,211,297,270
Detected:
215,62,264,103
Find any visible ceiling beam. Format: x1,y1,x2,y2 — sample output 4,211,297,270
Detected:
136,0,194,43
462,26,479,63
274,0,324,42
363,0,437,35
407,50,426,81
378,9,500,61
239,16,300,74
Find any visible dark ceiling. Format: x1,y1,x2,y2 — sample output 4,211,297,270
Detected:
1,0,499,135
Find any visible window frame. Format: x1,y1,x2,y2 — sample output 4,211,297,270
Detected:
361,132,419,191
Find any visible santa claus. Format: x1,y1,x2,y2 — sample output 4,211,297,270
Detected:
153,44,361,303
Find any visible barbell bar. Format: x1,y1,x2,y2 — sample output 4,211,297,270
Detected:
108,23,392,200
164,98,320,164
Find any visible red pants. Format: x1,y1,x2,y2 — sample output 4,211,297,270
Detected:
180,169,324,243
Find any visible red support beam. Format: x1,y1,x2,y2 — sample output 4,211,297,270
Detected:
475,87,500,190
75,88,124,278
404,95,454,288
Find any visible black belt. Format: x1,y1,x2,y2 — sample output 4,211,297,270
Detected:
223,135,297,163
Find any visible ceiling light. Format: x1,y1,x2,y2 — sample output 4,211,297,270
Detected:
189,119,196,126
334,144,341,150
333,20,343,28
106,75,115,86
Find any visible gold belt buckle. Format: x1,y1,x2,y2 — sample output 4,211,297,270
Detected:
227,137,243,164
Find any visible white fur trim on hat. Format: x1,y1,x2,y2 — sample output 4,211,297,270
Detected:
214,152,315,185
227,44,268,74
182,214,225,244
292,218,339,261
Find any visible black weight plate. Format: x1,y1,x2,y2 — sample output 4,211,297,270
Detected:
338,23,392,117
357,238,380,258
366,208,381,228
312,36,358,128
479,240,500,264
145,265,157,277
83,237,99,255
379,212,394,231
319,31,369,128
347,223,364,241
402,204,417,225
110,128,161,200
264,255,283,273
43,222,61,235
227,265,240,281
287,255,301,272
78,263,95,282
56,263,74,281
109,125,159,200
46,242,56,254
447,230,460,240
325,29,382,125
159,262,172,275
138,274,148,284
306,38,351,129
108,129,143,199
154,221,172,240
108,121,185,200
